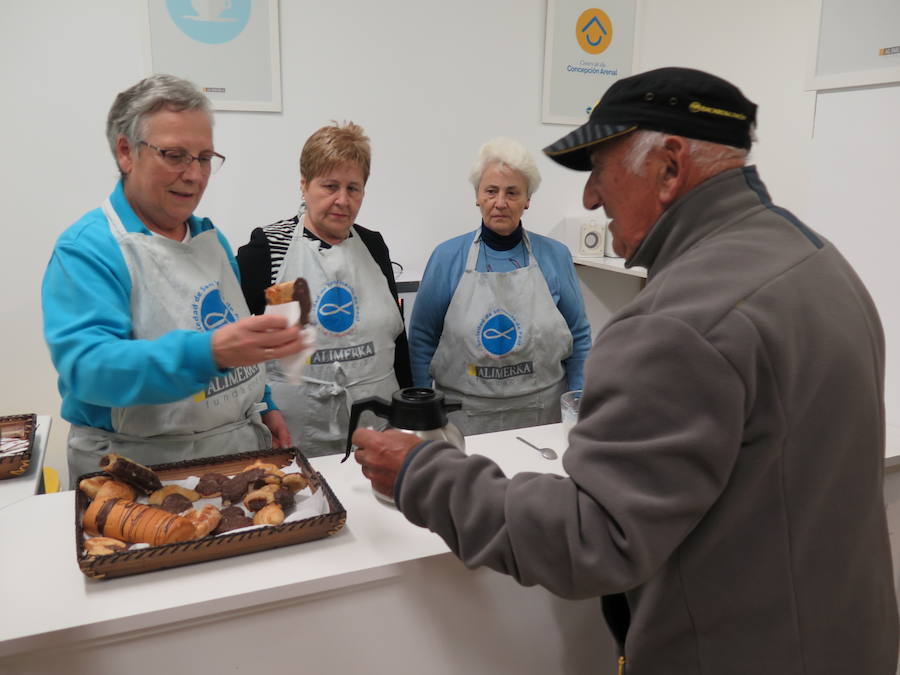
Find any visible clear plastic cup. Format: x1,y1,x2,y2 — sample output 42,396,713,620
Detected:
560,389,582,440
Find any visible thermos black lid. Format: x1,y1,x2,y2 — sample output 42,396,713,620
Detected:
389,387,461,431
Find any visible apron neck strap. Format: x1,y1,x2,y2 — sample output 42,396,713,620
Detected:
465,227,534,271
102,198,127,237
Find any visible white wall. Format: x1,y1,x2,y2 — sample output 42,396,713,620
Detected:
4,0,896,487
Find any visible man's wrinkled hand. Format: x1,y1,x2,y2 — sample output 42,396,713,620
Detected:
353,428,424,500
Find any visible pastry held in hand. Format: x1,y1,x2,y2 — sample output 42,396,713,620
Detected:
265,278,312,326
264,278,317,385
83,497,196,546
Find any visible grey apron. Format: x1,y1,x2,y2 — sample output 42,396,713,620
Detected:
268,222,403,456
67,199,269,486
430,229,572,435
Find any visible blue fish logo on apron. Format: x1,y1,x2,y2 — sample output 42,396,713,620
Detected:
317,282,357,334
198,287,237,331
479,311,520,356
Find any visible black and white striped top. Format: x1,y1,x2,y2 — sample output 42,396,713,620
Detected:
260,216,299,285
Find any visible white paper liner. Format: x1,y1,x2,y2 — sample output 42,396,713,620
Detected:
81,456,331,548
263,301,317,385
0,438,29,457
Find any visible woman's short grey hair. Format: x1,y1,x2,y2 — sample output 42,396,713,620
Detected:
106,74,213,171
468,137,542,196
623,129,753,175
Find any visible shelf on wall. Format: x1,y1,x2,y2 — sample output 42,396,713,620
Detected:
574,255,647,279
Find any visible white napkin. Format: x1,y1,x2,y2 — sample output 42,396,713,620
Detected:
263,301,317,384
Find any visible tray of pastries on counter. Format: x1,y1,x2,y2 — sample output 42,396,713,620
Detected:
75,447,346,579
0,413,36,480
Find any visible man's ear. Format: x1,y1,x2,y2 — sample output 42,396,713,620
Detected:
657,136,690,206
115,136,134,175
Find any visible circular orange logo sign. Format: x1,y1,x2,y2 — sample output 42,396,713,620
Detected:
576,8,613,55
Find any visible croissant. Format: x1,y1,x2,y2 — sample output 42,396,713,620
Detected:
83,497,195,546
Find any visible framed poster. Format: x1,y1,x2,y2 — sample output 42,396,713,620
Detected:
542,0,637,125
143,0,282,112
806,0,900,91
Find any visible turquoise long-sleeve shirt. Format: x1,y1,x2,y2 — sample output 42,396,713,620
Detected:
41,180,274,431
409,228,592,390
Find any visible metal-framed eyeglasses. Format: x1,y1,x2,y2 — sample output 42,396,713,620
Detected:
139,140,225,175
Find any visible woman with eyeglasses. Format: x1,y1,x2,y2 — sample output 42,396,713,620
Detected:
409,137,591,435
237,121,412,457
41,74,305,486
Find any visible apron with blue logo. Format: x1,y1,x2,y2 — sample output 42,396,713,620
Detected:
66,199,269,484
430,229,572,435
268,223,403,456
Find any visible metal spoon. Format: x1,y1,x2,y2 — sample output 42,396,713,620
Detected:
515,436,558,460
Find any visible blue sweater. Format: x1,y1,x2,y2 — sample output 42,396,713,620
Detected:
41,180,274,431
409,229,592,390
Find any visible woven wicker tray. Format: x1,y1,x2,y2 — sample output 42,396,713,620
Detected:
76,447,346,580
0,414,36,481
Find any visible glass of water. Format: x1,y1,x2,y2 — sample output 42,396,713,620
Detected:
560,389,583,440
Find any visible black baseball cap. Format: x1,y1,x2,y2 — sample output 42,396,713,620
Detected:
543,67,757,171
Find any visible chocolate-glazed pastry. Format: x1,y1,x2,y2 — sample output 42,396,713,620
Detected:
220,468,267,505
195,472,228,498
212,506,254,534
292,278,312,326
148,485,199,505
273,487,295,510
83,497,194,546
159,493,193,514
220,505,245,519
244,486,275,512
264,277,312,326
99,453,163,495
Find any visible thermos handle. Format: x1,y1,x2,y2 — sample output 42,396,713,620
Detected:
343,396,393,462
443,399,462,414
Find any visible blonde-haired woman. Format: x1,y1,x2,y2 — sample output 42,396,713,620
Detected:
409,137,591,435
238,121,411,456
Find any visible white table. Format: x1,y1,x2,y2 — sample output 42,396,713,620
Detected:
0,415,51,510
0,423,613,675
3,422,895,675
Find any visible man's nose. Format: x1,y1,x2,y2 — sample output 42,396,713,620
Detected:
583,177,602,211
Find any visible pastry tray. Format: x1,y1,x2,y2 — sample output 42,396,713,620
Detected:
75,447,346,580
0,413,36,480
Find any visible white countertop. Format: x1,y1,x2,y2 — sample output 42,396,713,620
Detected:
573,255,648,278
1,418,893,660
0,423,567,659
0,415,51,510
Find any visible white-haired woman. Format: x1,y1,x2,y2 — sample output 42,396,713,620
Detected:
409,138,591,435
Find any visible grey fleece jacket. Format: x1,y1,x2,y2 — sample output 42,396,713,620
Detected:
395,166,899,674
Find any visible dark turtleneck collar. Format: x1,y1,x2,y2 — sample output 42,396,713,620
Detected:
480,221,523,251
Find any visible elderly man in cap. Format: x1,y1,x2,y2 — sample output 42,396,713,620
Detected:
352,67,898,674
